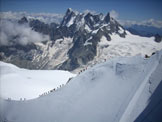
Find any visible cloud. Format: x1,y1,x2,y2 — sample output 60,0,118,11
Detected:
108,10,162,28
0,11,64,24
83,9,97,14
0,20,50,46
119,20,138,27
27,13,64,24
120,19,162,28
140,19,162,28
110,10,119,19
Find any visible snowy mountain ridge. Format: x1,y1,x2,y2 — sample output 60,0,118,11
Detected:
0,49,162,122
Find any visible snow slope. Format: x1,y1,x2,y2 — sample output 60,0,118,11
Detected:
0,50,162,122
0,61,76,100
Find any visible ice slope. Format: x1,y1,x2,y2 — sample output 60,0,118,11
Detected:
0,50,162,122
0,61,76,100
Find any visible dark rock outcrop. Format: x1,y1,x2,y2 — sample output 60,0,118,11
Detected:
18,16,28,24
154,34,162,43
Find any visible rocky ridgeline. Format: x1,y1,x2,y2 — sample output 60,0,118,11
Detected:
0,8,160,72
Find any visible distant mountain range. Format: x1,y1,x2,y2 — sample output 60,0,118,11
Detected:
125,24,162,37
0,8,162,72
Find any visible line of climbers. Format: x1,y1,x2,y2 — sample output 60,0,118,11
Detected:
6,98,26,101
5,58,107,102
39,77,74,98
78,59,107,74
6,78,74,101
78,52,156,75
39,84,64,97
7,53,155,102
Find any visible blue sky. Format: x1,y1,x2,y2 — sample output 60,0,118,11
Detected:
1,0,162,21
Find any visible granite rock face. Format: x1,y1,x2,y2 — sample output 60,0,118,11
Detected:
0,8,127,71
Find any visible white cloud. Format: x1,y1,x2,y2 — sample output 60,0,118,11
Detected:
110,10,119,20
83,9,97,14
0,20,50,46
0,11,62,46
119,20,138,27
140,19,162,28
27,12,64,24
108,10,162,28
120,19,162,28
0,11,64,24
0,11,27,20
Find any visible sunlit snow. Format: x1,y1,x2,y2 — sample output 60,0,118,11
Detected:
0,50,161,122
0,61,76,100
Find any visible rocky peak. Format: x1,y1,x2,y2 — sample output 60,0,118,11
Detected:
59,9,125,36
18,16,28,24
61,8,78,27
84,13,101,27
154,34,162,43
66,8,73,14
104,12,110,23
2,9,127,72
84,13,95,28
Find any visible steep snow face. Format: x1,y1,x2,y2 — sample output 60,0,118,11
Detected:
66,16,76,27
0,61,76,100
1,50,162,122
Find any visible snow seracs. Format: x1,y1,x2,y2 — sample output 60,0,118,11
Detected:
1,50,162,122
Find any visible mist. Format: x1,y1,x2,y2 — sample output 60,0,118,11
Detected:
0,20,50,46
0,11,63,24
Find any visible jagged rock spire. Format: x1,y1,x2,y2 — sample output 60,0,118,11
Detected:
61,8,76,26
104,12,110,23
66,8,73,13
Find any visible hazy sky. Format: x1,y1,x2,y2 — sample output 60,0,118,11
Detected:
1,0,162,21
